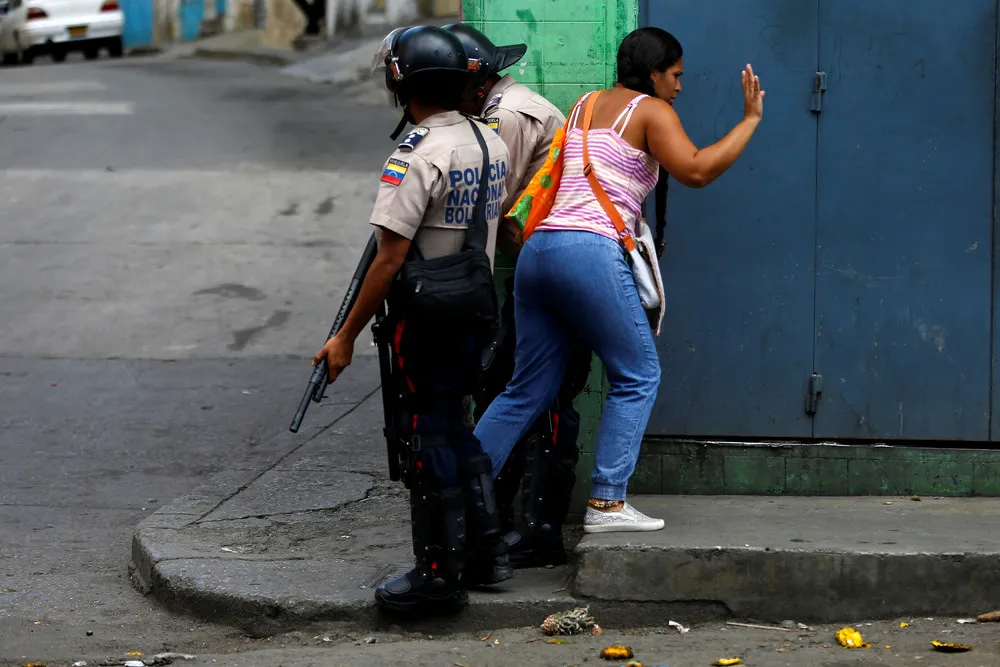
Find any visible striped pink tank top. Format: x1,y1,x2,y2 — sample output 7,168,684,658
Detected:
535,92,660,241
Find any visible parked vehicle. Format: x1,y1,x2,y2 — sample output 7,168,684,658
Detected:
0,0,124,64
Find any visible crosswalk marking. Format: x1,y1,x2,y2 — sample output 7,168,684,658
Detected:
0,101,132,115
0,81,108,97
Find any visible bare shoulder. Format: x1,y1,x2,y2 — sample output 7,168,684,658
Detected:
637,95,677,119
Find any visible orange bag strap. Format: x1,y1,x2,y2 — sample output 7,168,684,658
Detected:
580,91,637,253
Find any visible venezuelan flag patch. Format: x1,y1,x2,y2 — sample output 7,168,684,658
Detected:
486,117,500,133
381,158,408,186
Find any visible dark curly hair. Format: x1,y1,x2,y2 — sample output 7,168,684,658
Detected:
616,27,683,96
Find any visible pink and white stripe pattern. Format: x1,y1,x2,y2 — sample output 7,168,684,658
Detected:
535,92,660,242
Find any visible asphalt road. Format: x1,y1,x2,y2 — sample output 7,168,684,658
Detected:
0,50,397,664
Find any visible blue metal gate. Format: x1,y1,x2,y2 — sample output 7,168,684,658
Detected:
119,0,154,49
644,0,1000,441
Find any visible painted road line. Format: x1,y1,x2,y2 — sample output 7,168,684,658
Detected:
0,102,132,115
0,81,108,97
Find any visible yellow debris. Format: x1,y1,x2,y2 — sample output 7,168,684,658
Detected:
599,644,633,660
899,622,909,628
931,640,972,653
835,627,871,649
715,659,742,666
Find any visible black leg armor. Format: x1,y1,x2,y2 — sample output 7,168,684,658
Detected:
460,454,514,586
502,340,589,569
376,312,512,614
376,434,470,613
477,274,592,570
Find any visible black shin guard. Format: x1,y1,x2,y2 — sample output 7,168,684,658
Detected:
504,406,581,569
461,454,513,586
375,485,469,614
493,443,526,533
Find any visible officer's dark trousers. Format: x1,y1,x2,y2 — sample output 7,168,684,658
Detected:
391,312,489,579
475,274,591,534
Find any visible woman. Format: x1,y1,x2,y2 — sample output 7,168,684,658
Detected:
474,27,765,533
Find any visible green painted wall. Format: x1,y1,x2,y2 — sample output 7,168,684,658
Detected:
462,0,637,112
463,0,638,515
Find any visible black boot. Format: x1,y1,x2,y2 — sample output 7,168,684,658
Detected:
504,409,580,569
461,454,514,587
375,487,469,613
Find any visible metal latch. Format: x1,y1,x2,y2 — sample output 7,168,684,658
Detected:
805,372,823,414
809,71,828,112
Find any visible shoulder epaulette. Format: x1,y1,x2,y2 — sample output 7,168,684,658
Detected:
484,93,503,111
398,127,429,151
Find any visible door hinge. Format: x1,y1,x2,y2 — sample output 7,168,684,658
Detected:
805,372,823,415
809,71,828,112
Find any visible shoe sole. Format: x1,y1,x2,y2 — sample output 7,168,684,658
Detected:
583,520,665,534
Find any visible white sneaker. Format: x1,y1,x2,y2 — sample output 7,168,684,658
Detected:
583,501,665,534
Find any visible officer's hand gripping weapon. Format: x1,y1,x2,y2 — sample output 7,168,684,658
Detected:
288,233,378,433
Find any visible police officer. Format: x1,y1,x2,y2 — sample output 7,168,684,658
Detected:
313,25,513,614
443,24,592,570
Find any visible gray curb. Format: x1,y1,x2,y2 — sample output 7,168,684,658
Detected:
574,542,1000,623
128,468,730,635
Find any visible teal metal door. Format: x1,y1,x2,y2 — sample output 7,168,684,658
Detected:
645,0,820,438
644,0,999,441
812,0,998,440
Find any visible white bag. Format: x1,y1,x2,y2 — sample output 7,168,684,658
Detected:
631,217,666,335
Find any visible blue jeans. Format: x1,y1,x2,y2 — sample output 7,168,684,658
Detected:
474,230,661,501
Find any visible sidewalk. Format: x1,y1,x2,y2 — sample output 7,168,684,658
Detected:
130,369,1000,633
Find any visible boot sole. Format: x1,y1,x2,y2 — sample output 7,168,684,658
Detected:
374,588,470,614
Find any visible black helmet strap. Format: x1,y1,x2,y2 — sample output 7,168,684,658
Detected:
389,114,409,140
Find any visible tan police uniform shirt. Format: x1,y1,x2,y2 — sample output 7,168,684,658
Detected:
369,111,510,269
481,75,566,258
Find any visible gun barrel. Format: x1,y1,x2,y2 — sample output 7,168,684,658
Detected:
289,232,379,432
289,364,327,433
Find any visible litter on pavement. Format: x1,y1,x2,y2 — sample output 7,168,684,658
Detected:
835,627,871,649
599,644,634,660
541,605,596,636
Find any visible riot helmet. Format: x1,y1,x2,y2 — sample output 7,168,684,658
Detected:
371,25,475,138
443,24,527,78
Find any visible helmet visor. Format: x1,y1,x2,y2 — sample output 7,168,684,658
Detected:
370,27,407,78
492,43,527,73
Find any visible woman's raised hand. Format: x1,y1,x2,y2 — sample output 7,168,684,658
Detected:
742,63,764,120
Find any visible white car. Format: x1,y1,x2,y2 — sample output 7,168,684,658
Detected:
0,0,124,65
